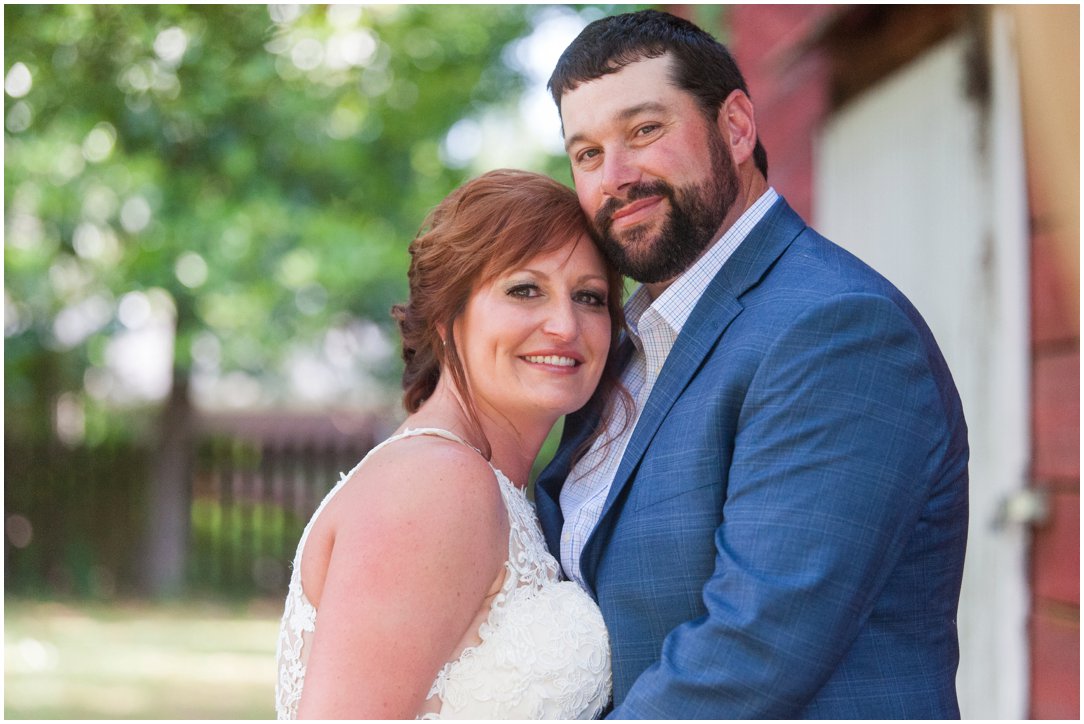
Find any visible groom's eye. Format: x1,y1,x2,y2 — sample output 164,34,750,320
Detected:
574,147,601,167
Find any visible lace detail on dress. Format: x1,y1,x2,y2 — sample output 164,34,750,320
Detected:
421,434,610,720
273,567,317,719
274,428,611,720
422,464,555,701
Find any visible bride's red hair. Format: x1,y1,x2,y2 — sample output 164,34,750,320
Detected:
391,169,627,460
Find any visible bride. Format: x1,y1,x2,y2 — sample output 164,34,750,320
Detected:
275,169,626,719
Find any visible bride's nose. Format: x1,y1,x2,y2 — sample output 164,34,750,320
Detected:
541,299,580,340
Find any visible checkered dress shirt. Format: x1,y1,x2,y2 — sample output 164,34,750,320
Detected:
559,188,780,587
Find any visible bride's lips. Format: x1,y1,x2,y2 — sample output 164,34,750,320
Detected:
609,196,663,227
520,351,584,373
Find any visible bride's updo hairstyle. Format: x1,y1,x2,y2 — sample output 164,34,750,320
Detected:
391,169,626,458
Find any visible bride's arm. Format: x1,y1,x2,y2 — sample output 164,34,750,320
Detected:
297,440,507,719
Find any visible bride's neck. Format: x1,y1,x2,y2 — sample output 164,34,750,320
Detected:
404,382,554,488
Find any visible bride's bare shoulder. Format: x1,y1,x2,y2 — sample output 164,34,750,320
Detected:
327,432,504,529
300,432,504,611
296,432,510,718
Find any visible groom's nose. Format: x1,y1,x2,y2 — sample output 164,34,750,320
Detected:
600,148,641,200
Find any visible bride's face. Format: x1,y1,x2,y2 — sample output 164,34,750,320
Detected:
454,235,612,425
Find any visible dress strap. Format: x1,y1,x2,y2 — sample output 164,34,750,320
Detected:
386,427,485,457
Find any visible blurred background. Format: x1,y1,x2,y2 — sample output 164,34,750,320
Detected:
4,4,1078,719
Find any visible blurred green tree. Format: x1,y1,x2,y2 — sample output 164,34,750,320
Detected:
4,4,540,595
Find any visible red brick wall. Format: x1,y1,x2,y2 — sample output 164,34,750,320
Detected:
1027,132,1080,723
728,5,835,222
1015,5,1080,717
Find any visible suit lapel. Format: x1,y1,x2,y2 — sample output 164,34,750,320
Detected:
579,198,808,585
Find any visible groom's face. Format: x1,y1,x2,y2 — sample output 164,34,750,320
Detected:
560,54,740,289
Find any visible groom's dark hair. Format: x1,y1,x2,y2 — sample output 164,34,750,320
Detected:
548,9,768,178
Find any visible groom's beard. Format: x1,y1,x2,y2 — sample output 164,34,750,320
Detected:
591,131,739,285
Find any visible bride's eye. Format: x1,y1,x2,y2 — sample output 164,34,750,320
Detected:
573,289,607,307
506,283,541,299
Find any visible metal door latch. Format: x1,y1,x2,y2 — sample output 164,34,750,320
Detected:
993,487,1051,529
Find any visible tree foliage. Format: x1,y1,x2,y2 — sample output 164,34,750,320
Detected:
5,4,539,441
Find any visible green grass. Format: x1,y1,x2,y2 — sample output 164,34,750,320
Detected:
5,597,281,719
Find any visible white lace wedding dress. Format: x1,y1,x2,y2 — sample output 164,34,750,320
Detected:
274,428,612,719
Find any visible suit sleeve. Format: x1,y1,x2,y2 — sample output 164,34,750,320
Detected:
611,293,952,718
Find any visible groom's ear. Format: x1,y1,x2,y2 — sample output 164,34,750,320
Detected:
717,89,757,168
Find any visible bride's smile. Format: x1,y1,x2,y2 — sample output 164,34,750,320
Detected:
454,236,611,428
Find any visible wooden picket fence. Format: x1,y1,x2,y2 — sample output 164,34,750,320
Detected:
4,420,375,599
188,435,374,597
4,440,149,597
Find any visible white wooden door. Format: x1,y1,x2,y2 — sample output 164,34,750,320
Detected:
813,14,1029,719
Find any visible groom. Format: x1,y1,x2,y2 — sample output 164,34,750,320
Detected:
535,10,969,719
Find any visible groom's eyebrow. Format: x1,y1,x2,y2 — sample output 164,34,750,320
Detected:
563,102,669,152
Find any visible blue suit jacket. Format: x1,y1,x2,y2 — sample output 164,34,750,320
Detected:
536,199,969,719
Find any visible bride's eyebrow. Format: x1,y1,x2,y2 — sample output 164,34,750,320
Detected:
575,273,608,286
504,268,606,284
504,268,543,279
